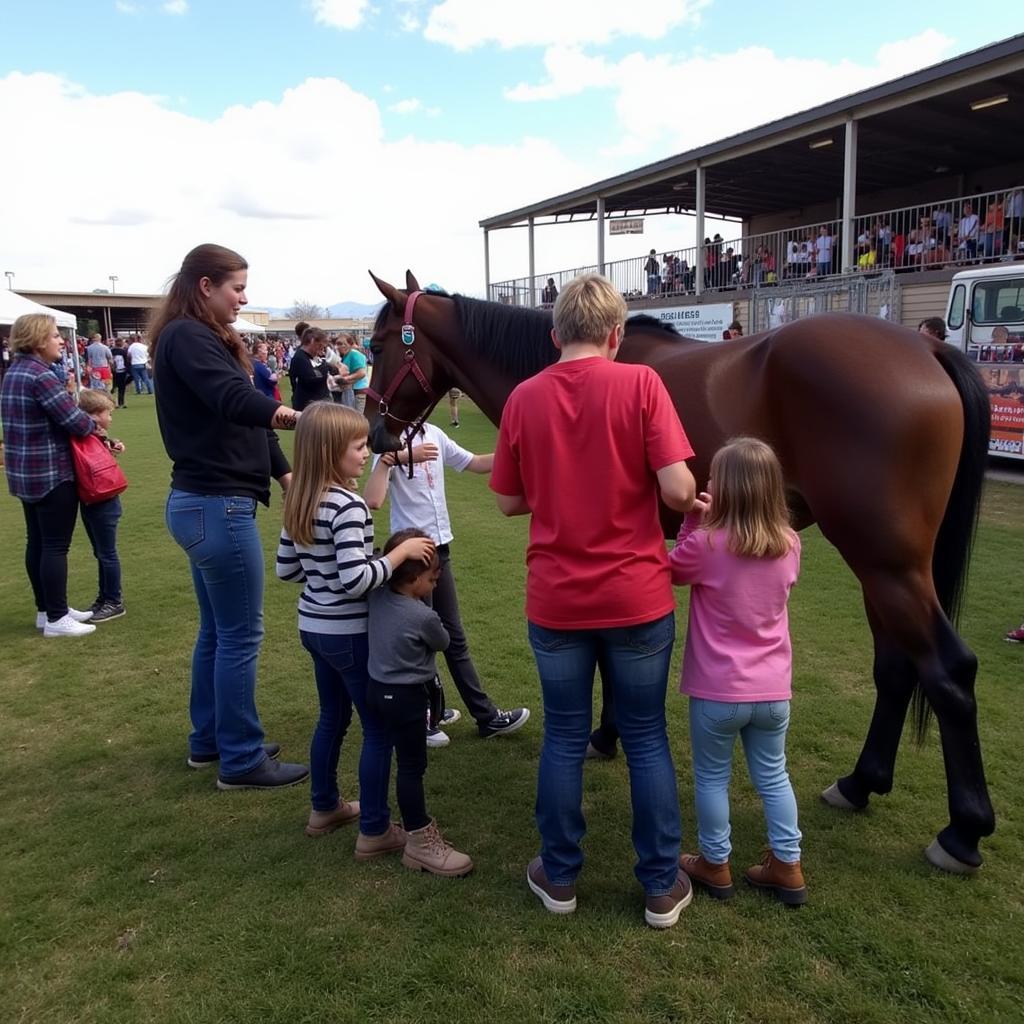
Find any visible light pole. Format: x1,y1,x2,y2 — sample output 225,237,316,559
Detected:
109,275,118,294
4,271,13,290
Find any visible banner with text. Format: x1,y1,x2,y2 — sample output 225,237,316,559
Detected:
609,218,644,235
648,304,734,342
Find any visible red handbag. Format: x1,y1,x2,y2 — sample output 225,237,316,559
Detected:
69,434,128,504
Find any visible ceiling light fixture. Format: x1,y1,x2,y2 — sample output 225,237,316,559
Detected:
808,137,833,149
970,94,1009,111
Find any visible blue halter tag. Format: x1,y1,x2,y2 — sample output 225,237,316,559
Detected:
401,324,415,346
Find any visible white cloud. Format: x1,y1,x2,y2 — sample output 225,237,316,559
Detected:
114,1,139,13
389,97,422,114
162,0,188,13
307,0,370,30
508,30,956,158
425,0,707,50
0,71,588,302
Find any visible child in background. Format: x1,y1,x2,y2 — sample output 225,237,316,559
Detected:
76,389,127,621
669,437,805,905
277,403,435,851
367,528,473,877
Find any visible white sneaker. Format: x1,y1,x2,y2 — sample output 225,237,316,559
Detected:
426,727,450,748
43,614,97,637
37,608,93,629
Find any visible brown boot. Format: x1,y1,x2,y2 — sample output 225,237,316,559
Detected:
354,822,406,861
401,818,473,878
744,850,807,906
680,852,735,901
305,798,360,837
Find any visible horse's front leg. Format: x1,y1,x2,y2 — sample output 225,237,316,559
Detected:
822,605,915,810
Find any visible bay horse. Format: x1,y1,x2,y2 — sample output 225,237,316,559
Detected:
365,270,995,874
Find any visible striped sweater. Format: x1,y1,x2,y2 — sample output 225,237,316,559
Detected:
276,486,392,635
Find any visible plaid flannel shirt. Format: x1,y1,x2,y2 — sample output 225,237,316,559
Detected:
1,354,95,502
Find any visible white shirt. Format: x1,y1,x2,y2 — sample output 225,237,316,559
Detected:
814,234,832,261
128,341,149,366
958,213,979,241
371,422,473,545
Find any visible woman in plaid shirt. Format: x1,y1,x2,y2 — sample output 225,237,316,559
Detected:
1,314,98,637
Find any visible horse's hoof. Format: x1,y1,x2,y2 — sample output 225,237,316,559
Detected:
924,838,980,875
820,782,860,810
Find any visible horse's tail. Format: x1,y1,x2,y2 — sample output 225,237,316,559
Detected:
912,342,990,741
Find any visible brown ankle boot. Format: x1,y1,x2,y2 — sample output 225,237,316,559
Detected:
680,852,735,900
305,798,360,837
354,822,406,861
401,818,473,878
744,850,807,906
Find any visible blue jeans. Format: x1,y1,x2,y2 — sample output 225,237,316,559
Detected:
130,365,153,394
528,612,680,896
299,630,393,834
165,490,266,778
647,273,660,296
688,698,802,863
80,496,122,603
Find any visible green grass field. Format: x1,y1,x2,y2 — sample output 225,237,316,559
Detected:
1,391,1022,1024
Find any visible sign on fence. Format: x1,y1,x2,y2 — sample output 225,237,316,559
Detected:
609,218,644,235
648,303,734,342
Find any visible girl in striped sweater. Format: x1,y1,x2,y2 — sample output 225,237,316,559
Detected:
277,403,434,853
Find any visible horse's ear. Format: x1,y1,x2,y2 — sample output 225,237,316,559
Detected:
405,270,421,292
368,270,405,312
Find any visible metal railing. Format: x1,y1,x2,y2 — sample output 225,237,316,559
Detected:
490,185,1024,307
851,185,1024,273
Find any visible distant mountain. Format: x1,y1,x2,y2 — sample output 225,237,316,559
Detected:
257,300,383,320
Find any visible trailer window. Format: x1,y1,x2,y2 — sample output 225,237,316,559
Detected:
948,284,965,330
971,279,1024,325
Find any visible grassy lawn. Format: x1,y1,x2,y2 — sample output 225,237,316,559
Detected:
1,391,1022,1024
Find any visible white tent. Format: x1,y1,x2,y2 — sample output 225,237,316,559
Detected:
0,290,82,389
0,289,78,330
233,315,266,334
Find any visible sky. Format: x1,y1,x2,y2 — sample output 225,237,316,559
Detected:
1,1,1020,308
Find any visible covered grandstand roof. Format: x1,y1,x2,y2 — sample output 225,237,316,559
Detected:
480,33,1024,228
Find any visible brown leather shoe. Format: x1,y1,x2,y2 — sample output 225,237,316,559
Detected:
305,798,360,837
354,822,407,860
644,869,693,929
526,856,577,914
744,850,807,906
680,852,735,901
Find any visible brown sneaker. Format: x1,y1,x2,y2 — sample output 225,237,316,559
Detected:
305,798,360,837
744,850,807,906
680,852,735,901
354,822,407,861
526,856,577,914
644,869,693,929
401,818,473,878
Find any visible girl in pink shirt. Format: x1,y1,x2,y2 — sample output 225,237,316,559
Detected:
668,437,806,906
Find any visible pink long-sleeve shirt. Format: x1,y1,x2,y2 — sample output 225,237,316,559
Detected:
668,513,800,702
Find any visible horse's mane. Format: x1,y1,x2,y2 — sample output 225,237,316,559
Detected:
451,295,557,379
625,314,680,336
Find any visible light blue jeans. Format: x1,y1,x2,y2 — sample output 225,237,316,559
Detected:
688,698,802,864
165,490,266,778
528,612,680,896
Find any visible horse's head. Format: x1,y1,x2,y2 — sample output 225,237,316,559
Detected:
365,270,452,454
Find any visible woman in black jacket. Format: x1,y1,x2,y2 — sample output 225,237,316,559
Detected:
151,243,307,791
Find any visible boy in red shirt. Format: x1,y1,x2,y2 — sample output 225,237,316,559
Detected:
491,273,697,928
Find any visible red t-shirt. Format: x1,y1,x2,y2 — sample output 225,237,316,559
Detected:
490,356,694,629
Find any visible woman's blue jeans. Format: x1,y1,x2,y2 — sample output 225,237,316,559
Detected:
688,698,802,864
528,612,680,896
165,490,266,778
299,630,393,834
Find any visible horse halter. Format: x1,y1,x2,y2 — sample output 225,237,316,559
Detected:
365,289,438,477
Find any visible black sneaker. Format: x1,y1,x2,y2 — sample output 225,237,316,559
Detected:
90,600,126,622
478,707,530,739
188,742,281,769
216,756,308,791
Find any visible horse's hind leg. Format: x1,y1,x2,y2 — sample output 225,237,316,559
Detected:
836,571,994,871
822,605,915,811
915,614,995,872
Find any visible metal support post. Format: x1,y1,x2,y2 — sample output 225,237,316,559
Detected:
695,165,706,295
483,229,491,300
596,197,605,274
842,117,858,272
528,216,536,307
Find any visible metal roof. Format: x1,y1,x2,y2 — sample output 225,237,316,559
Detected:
480,33,1024,228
